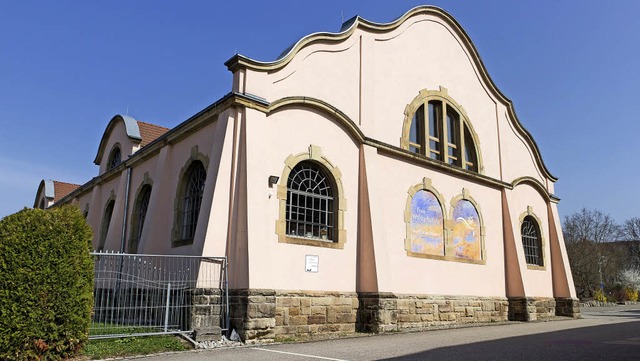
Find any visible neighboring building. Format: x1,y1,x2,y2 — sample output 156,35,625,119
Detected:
34,180,81,210
37,6,579,341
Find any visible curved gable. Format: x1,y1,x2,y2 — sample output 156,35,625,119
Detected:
94,114,142,165
33,179,54,208
33,179,80,208
226,5,557,182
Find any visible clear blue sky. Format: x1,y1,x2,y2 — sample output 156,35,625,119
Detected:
1,0,638,223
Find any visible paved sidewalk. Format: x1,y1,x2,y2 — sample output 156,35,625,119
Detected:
120,305,640,360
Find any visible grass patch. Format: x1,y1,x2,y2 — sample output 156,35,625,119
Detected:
82,335,191,359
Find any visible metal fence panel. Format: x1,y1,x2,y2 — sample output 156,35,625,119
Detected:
89,251,228,339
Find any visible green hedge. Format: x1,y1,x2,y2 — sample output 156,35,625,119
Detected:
0,206,94,360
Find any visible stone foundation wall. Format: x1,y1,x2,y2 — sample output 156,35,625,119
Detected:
229,289,276,342
228,290,580,342
555,297,580,318
358,292,508,332
191,288,223,342
274,290,359,339
508,297,556,321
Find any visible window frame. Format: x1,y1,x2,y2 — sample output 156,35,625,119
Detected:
402,87,482,173
97,197,116,251
519,207,546,270
171,146,209,248
405,183,486,265
107,144,122,171
276,145,346,249
129,181,152,254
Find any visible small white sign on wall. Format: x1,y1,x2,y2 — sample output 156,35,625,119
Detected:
305,254,319,273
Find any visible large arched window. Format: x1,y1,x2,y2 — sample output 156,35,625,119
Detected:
403,88,480,172
98,199,115,251
286,161,335,241
521,215,543,266
129,184,151,254
107,146,122,170
174,161,206,245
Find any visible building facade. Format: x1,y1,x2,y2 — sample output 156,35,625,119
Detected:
38,6,579,341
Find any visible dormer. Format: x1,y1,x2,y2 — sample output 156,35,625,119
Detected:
94,115,169,174
34,180,80,209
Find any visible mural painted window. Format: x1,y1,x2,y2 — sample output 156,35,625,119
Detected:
178,161,206,242
98,199,115,251
452,199,482,260
521,216,543,266
403,89,479,172
107,146,122,170
409,190,445,256
129,184,151,254
286,161,335,241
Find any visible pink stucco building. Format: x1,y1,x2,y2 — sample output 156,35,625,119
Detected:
35,6,578,341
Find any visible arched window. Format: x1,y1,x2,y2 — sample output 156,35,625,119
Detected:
286,161,335,241
98,199,115,251
403,89,479,172
408,189,445,256
176,161,206,243
129,184,151,254
451,199,482,260
107,146,122,170
521,216,543,266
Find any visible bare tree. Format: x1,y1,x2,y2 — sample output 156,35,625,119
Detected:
562,208,621,299
563,208,621,243
620,217,640,270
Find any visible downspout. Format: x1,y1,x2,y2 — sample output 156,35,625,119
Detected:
120,166,132,253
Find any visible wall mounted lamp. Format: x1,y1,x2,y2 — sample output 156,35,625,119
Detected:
268,175,280,188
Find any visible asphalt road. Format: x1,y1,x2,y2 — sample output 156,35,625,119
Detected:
137,305,640,360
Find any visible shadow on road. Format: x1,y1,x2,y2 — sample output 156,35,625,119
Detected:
382,321,640,361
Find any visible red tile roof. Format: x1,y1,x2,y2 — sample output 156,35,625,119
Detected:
137,121,170,148
52,181,81,202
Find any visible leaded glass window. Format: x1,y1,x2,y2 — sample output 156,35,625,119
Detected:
404,93,479,172
521,216,543,266
286,161,335,241
129,184,151,253
98,200,115,251
180,162,206,241
108,147,122,170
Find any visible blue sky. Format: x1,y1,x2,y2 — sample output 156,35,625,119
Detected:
1,0,639,223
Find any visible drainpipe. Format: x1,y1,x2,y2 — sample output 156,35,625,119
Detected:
120,166,132,253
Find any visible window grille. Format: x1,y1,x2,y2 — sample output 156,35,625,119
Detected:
521,216,543,266
180,162,206,241
286,162,335,241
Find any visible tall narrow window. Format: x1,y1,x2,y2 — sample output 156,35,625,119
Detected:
521,216,543,266
108,147,121,170
463,128,478,172
129,184,151,254
403,89,480,172
98,200,115,251
179,161,206,242
286,161,335,241
409,106,425,154
428,101,442,160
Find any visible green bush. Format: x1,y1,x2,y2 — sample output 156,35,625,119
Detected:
0,206,94,360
